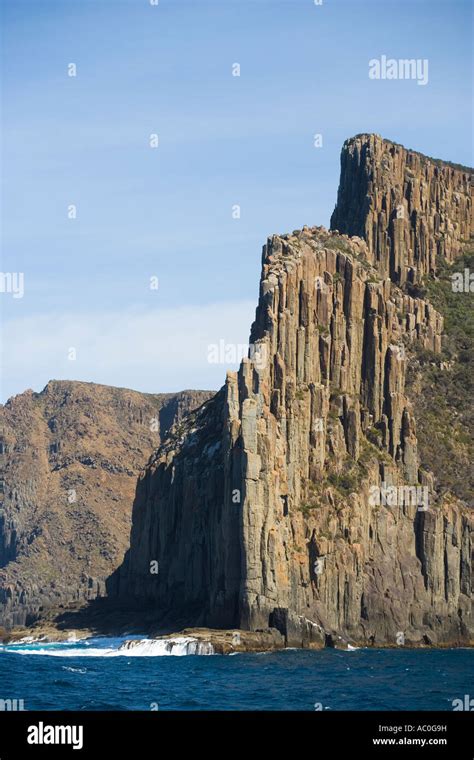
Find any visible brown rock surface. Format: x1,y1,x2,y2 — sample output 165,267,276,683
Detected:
330,133,473,285
119,628,286,655
0,381,213,627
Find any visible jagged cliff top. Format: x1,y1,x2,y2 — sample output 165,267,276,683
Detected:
257,225,372,292
344,133,474,175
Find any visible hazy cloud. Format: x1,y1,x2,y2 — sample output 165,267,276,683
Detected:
1,300,255,403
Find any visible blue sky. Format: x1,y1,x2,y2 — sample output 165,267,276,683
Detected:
1,0,472,402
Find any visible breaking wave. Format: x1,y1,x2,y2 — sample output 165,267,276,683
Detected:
0,636,215,657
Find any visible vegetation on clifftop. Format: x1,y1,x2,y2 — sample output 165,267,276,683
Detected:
406,246,474,506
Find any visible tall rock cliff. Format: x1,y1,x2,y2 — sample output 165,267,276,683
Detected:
0,381,213,628
332,134,474,509
122,137,473,647
330,133,473,285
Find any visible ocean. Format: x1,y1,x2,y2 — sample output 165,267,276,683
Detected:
1,637,472,711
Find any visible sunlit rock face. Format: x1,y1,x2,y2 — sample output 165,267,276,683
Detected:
330,133,473,285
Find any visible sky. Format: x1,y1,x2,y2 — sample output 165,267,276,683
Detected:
1,0,472,403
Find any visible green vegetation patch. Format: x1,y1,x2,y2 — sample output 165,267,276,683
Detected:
406,248,474,505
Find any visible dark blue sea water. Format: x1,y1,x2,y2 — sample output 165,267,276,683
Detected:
1,637,472,711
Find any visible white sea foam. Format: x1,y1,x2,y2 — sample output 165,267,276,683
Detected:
62,665,87,673
118,637,215,656
4,646,118,657
2,636,215,657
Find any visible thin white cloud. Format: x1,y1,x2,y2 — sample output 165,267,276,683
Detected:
1,300,256,403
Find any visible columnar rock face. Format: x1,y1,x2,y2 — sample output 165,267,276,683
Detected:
330,134,473,285
0,381,213,627
124,222,472,646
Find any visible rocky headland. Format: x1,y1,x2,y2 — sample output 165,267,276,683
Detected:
2,134,473,652
114,135,473,649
